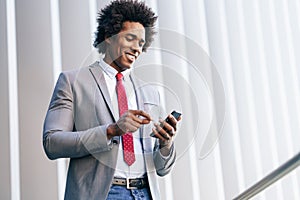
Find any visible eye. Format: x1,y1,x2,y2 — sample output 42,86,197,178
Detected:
125,35,134,42
139,41,145,47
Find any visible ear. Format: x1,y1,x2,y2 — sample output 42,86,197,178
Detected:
105,35,112,44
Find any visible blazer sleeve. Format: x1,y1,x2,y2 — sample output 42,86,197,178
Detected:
153,140,176,176
43,72,113,160
151,90,176,176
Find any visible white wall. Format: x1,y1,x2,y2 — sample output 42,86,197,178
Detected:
1,0,300,199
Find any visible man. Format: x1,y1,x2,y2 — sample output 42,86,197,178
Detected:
43,1,180,199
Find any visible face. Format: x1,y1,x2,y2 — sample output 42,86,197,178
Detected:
104,21,146,72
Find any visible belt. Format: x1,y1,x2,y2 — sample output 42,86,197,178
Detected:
112,177,149,189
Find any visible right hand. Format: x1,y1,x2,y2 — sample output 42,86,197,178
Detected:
107,110,152,139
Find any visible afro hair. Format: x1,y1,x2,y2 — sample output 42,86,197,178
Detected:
93,0,157,54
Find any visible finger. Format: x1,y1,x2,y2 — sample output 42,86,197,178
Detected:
165,115,178,131
178,115,182,121
122,111,143,124
128,118,142,129
155,123,171,140
152,127,166,142
131,115,151,125
129,110,152,121
159,119,175,136
170,115,182,122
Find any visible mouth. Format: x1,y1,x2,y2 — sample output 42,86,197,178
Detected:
125,52,138,62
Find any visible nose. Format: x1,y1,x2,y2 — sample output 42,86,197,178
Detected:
131,41,142,55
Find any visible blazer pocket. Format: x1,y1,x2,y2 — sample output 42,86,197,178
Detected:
143,100,161,122
142,100,161,153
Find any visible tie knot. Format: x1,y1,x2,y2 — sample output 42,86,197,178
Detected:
116,72,123,81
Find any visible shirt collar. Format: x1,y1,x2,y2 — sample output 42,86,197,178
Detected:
99,59,131,80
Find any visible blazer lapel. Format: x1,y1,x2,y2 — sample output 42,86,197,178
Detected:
130,73,144,112
89,61,117,122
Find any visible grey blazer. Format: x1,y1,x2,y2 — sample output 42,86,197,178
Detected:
43,61,176,200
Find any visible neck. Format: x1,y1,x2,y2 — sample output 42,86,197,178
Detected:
103,55,126,73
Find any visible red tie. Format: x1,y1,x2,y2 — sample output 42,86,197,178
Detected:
116,72,135,166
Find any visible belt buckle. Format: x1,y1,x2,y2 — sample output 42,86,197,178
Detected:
126,178,138,190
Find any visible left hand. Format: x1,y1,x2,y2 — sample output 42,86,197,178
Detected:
152,114,182,148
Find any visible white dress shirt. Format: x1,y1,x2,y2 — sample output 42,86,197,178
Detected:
99,59,146,179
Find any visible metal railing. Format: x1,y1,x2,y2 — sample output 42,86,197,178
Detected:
233,152,300,200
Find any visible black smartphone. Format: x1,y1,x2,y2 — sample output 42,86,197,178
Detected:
150,110,182,138
166,110,182,123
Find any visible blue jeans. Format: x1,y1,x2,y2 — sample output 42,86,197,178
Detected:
106,185,152,200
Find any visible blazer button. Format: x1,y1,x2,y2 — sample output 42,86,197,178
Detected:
112,139,119,145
